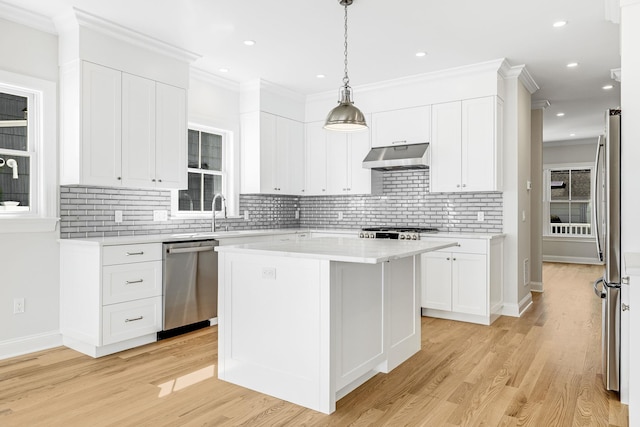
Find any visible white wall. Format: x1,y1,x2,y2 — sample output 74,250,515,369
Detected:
620,0,640,423
530,109,543,289
543,138,597,164
0,18,61,358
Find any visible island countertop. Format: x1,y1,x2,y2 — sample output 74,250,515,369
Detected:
215,236,458,264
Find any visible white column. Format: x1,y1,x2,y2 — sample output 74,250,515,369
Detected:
620,0,640,423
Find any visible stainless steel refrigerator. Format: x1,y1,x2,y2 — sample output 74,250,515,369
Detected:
594,108,621,392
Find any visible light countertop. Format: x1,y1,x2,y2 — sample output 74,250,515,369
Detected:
57,228,503,246
215,236,458,264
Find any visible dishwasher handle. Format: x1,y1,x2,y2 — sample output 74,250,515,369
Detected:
167,246,215,255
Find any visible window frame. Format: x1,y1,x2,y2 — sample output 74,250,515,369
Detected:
543,162,595,238
171,123,233,219
0,69,57,233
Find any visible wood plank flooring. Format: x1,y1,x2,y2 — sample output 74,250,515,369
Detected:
0,263,629,426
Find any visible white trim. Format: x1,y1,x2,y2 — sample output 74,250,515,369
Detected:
542,255,604,265
0,1,57,34
498,62,540,94
543,235,595,243
54,8,201,63
543,138,599,148
532,100,550,110
0,69,58,232
0,330,62,360
530,281,544,292
501,293,533,317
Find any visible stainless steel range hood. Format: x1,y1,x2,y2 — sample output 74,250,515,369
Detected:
362,143,429,171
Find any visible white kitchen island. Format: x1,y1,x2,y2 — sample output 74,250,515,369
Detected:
215,237,456,414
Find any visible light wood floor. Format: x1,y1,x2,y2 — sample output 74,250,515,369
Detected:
0,263,629,426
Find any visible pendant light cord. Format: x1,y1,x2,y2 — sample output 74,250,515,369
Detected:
343,2,350,88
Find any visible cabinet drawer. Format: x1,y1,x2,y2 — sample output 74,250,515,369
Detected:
102,296,162,345
103,243,162,265
102,261,162,305
424,238,487,254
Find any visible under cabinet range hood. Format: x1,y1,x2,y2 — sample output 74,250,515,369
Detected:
362,143,430,171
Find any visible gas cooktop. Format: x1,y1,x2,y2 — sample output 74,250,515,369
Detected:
359,227,439,240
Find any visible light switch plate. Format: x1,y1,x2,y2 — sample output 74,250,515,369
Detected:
244,210,249,221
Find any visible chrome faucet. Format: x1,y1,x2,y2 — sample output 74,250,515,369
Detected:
212,193,227,232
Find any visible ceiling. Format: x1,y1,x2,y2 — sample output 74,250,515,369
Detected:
2,0,622,142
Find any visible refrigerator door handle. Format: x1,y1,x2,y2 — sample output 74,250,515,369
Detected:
594,135,604,262
594,277,606,299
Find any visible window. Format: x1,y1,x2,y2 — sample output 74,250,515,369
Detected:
0,90,33,213
544,165,593,236
178,127,226,213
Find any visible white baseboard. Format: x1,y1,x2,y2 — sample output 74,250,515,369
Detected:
543,255,604,265
530,281,544,292
501,292,533,317
0,331,62,360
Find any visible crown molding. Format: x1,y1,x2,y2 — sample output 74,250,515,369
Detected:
190,67,241,92
54,7,201,63
0,1,56,34
611,68,621,82
308,58,508,103
532,100,551,110
241,78,305,103
499,62,539,94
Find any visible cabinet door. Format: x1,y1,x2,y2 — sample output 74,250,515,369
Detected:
421,252,452,311
280,117,304,195
305,122,328,195
121,73,156,188
462,97,495,192
155,83,187,189
371,106,431,148
348,127,371,194
452,253,487,315
81,62,122,186
430,101,462,193
326,132,349,194
259,112,278,193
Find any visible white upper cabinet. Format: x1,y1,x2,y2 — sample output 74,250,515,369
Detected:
305,120,372,195
371,105,431,148
61,61,187,189
241,111,305,195
77,61,123,187
430,96,502,193
305,122,328,195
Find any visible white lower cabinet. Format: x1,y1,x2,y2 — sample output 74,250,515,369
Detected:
421,236,503,325
60,241,163,357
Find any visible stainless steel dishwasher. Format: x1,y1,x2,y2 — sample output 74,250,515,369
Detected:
160,239,218,338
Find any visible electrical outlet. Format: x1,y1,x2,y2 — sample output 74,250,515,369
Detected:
114,210,123,223
337,212,343,220
13,298,25,314
295,209,300,220
153,210,168,221
477,212,485,222
244,210,249,221
262,267,276,280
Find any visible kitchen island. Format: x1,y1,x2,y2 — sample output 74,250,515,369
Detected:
215,237,457,414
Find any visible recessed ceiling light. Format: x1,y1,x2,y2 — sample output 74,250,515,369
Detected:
415,51,427,57
219,68,229,73
556,112,565,117
570,133,576,137
602,84,614,90
566,62,579,68
316,74,325,79
243,40,256,46
553,20,568,28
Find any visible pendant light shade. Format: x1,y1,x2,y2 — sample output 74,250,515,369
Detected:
324,0,368,132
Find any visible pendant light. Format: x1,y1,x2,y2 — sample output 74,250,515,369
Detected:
324,0,368,132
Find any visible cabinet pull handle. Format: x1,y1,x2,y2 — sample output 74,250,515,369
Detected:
125,279,144,285
125,316,144,323
391,140,407,145
126,251,144,256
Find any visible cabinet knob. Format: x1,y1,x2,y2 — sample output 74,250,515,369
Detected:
462,184,467,188
117,177,121,180
158,179,162,182
152,179,156,182
446,257,450,260
456,184,461,188
322,189,326,192
453,258,457,261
